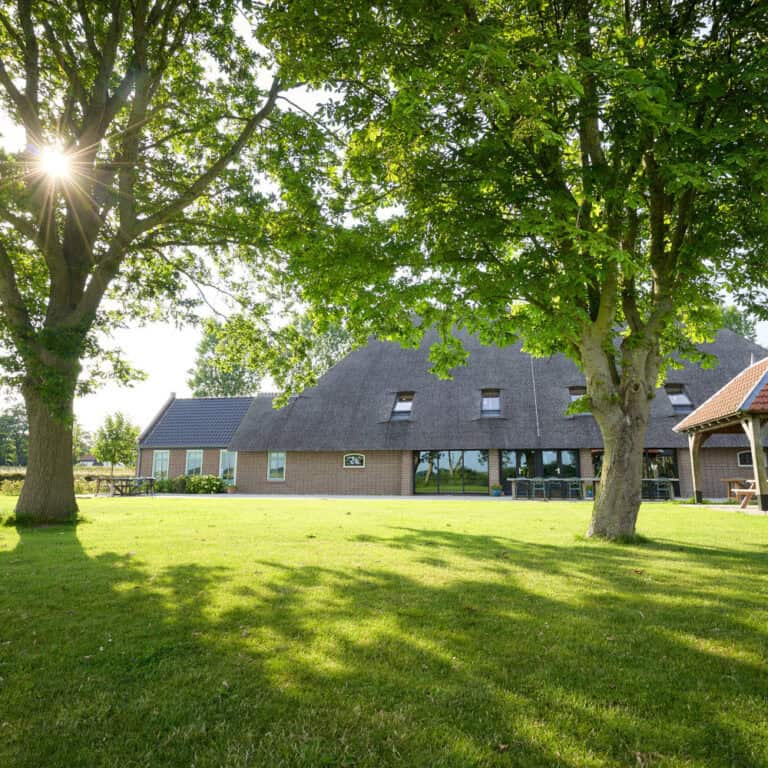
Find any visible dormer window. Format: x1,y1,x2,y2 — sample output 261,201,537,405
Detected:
391,392,414,420
569,386,587,402
481,388,501,415
665,383,693,414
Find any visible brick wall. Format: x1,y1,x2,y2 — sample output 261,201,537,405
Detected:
488,449,500,487
137,445,752,499
236,451,406,495
138,448,225,478
400,452,414,495
579,449,595,479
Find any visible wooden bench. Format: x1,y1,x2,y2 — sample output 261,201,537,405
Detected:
734,480,757,509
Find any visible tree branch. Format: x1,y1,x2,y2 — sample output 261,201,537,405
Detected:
0,239,33,340
134,76,281,236
0,56,43,141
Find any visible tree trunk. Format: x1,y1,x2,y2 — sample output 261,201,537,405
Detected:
15,387,78,524
580,327,659,540
588,415,648,539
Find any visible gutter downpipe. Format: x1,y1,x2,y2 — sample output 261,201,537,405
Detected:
530,356,541,439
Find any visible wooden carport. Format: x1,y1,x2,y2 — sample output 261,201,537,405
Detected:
674,358,768,511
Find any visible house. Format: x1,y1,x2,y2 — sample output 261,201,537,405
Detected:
137,328,768,499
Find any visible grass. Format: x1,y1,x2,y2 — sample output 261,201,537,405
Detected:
0,497,767,768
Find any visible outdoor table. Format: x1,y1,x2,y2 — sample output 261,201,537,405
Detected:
640,478,676,500
506,477,595,500
722,478,753,501
505,477,676,500
95,476,155,496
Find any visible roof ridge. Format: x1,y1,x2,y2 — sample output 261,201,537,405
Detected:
739,365,768,412
675,356,768,432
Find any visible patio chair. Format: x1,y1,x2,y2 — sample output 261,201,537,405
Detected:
565,479,582,499
514,479,532,499
531,478,547,499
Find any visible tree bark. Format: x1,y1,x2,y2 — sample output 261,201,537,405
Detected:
588,413,648,539
15,385,78,524
580,327,659,540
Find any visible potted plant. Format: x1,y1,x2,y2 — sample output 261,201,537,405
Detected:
490,484,503,497
226,484,238,494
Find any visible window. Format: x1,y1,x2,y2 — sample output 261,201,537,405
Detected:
592,449,680,497
738,450,768,468
569,386,587,402
152,450,169,479
343,453,365,468
500,450,535,481
219,450,237,485
413,450,489,494
267,451,286,481
665,384,693,414
481,388,501,415
185,449,203,476
391,392,414,420
500,449,578,487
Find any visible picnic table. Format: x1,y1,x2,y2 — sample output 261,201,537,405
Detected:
95,476,155,497
721,477,754,501
733,479,757,509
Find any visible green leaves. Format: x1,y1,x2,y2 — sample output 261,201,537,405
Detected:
93,412,140,470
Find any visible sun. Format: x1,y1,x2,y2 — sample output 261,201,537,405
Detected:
38,145,72,179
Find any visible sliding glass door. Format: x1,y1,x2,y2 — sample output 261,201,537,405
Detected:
413,450,489,494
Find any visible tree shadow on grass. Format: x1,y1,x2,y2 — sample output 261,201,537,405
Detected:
1,521,767,767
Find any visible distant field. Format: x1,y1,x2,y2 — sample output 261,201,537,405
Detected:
0,497,766,767
0,465,135,477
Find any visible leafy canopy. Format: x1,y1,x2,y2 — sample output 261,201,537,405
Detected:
0,1,324,414
93,412,139,470
261,0,768,383
187,319,264,398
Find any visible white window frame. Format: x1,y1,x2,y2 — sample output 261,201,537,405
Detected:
391,392,414,420
737,450,768,468
152,449,169,479
481,389,501,415
569,386,587,403
267,451,286,481
185,449,203,476
219,450,238,485
665,383,693,412
343,453,366,469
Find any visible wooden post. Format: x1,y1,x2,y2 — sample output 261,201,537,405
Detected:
742,416,768,512
687,432,705,504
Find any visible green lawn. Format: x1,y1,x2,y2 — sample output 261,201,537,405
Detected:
1,497,767,768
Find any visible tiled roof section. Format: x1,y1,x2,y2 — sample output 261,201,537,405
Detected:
674,358,768,432
228,328,768,452
748,376,768,411
139,396,254,448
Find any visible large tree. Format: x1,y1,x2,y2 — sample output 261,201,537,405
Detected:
187,319,264,397
263,0,768,538
720,305,757,342
92,411,138,477
0,1,298,522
